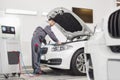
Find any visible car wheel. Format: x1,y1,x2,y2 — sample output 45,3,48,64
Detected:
86,54,94,80
71,49,86,76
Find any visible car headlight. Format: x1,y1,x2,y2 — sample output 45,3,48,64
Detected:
51,45,73,52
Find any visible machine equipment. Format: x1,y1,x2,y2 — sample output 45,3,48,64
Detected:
0,25,21,79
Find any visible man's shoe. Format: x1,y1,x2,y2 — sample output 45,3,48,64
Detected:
33,69,47,75
41,70,47,74
33,70,42,75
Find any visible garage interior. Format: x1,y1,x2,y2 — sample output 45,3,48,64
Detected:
0,0,120,80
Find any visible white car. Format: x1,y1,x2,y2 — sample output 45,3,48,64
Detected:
41,7,92,75
85,7,120,80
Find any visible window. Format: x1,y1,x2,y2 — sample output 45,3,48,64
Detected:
72,7,93,23
116,0,120,7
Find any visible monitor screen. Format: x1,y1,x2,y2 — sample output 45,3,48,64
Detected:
72,7,93,23
1,25,15,34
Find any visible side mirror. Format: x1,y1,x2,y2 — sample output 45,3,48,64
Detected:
48,40,51,44
93,25,97,35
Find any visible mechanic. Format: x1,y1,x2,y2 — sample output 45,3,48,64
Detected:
31,18,61,75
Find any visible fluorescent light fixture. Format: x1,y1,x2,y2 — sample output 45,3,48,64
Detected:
42,12,48,16
5,9,37,16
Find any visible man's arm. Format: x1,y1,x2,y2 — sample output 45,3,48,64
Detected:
44,26,59,42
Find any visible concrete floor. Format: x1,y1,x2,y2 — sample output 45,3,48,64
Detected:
0,66,87,80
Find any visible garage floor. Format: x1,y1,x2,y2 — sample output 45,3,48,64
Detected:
0,65,87,80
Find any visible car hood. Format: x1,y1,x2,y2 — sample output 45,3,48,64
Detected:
47,7,92,40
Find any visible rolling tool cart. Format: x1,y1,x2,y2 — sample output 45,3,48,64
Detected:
0,25,21,79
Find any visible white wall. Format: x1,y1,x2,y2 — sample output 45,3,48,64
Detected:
0,0,115,66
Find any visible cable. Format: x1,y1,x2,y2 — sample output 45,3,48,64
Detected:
19,51,41,78
19,43,57,78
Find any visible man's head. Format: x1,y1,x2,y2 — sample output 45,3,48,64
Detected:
48,18,56,26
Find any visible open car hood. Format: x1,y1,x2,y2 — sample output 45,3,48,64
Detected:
47,7,92,40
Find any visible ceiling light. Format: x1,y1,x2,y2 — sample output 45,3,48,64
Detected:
5,9,37,16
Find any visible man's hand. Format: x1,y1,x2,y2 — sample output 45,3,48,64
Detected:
57,41,62,45
43,39,47,45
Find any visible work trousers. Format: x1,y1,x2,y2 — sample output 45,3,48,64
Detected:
31,36,42,72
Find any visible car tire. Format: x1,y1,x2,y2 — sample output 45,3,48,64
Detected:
87,55,94,80
70,48,86,76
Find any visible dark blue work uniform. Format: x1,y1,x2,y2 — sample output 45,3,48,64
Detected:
31,25,58,73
